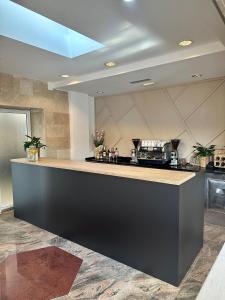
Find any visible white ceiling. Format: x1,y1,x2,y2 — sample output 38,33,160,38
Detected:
1,0,225,96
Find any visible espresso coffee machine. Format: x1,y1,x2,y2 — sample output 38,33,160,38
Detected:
137,140,171,166
170,139,180,166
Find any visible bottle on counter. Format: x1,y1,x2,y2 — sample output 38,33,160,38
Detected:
102,146,107,161
108,150,112,162
111,148,115,162
115,148,119,163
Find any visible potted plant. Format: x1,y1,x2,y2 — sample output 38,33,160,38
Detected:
192,143,215,168
24,135,46,159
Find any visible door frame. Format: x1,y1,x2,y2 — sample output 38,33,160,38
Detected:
0,108,31,136
0,108,31,213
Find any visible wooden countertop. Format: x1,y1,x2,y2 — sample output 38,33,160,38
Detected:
11,158,196,185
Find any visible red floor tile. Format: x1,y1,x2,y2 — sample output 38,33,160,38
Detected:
0,246,82,300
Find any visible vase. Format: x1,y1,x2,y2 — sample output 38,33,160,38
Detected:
94,145,103,160
199,156,209,168
27,146,39,162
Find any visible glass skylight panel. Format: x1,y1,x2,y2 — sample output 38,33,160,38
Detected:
0,0,104,58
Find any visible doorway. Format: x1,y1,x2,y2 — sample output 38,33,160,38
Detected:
0,109,31,212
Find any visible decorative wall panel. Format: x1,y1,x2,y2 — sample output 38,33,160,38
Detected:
96,78,225,159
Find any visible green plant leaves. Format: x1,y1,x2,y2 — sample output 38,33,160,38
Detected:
24,135,46,151
192,143,215,157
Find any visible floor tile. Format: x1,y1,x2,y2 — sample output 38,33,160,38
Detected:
0,246,82,300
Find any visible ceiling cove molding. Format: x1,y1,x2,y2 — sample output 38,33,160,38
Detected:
213,0,225,24
48,40,225,91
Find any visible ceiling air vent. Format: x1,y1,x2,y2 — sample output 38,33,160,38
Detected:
130,78,151,84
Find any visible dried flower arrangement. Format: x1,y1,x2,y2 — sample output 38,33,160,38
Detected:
93,130,105,147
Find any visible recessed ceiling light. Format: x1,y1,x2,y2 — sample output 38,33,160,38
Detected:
178,40,193,47
123,0,134,2
66,80,82,86
61,74,70,78
96,91,104,94
143,82,155,86
104,61,116,68
192,74,203,78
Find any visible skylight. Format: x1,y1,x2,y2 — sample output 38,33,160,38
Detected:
0,0,104,58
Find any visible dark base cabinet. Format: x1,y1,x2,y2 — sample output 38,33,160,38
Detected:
11,163,204,286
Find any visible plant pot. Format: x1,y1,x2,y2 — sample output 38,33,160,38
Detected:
199,156,209,168
27,147,39,162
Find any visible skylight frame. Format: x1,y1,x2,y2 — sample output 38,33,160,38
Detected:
0,0,104,58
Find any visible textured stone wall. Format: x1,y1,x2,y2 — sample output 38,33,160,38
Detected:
96,77,225,160
0,72,70,158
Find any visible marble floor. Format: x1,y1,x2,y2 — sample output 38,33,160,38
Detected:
0,211,225,300
205,209,225,227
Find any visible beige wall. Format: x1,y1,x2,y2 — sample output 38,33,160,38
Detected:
96,77,225,160
0,72,70,158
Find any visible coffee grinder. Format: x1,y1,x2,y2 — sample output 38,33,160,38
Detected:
170,139,180,166
131,138,140,163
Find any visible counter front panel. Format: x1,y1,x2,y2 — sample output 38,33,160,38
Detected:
11,159,204,286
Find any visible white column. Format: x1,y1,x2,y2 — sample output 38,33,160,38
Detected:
69,91,95,160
